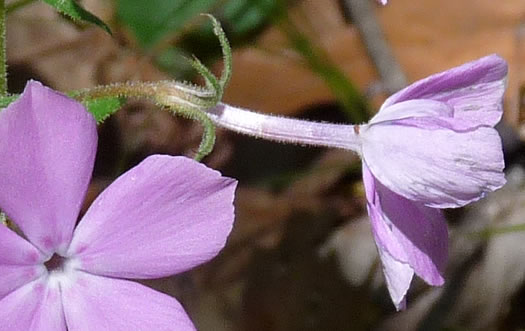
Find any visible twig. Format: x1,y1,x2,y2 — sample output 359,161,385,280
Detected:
342,0,407,94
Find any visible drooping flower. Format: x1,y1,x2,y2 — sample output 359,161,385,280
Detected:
203,54,507,309
0,81,237,329
357,55,506,308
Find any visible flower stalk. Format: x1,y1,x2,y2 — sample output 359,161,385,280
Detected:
72,15,231,161
206,103,362,153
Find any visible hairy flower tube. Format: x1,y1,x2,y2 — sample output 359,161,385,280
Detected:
203,54,507,309
0,81,237,329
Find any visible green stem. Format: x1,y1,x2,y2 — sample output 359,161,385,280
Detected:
276,3,370,123
73,81,218,161
0,0,6,96
70,15,231,161
6,0,36,13
470,223,525,240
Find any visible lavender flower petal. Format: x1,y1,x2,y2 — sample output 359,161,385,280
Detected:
363,163,448,307
61,273,196,331
0,225,45,298
365,164,448,282
368,99,454,125
0,279,66,330
68,155,237,279
376,246,413,311
361,115,505,208
0,81,97,254
380,54,507,126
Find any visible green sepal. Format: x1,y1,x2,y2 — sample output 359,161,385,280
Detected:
81,96,125,124
42,0,111,34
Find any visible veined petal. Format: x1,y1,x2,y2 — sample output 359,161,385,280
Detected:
61,272,196,331
363,164,447,287
381,55,507,126
68,155,237,279
376,246,413,311
0,81,97,255
0,225,46,298
0,278,66,330
369,99,453,125
361,120,505,208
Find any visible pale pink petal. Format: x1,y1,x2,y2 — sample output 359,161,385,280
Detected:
381,54,507,126
61,272,196,331
0,81,97,254
369,99,488,132
363,168,413,310
363,163,447,287
0,278,66,330
361,120,505,208
376,246,413,311
68,155,237,279
369,99,453,125
0,225,46,298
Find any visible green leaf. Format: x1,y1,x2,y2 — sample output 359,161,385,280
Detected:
0,94,18,108
82,97,124,123
117,0,218,48
221,0,278,40
42,0,111,34
0,93,122,124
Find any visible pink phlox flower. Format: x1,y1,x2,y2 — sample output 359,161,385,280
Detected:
0,81,237,330
357,54,506,309
204,54,507,310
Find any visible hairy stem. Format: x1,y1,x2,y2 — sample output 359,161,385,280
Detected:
205,103,362,153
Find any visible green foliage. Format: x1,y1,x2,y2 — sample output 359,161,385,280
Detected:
118,0,278,49
117,0,218,48
0,93,123,124
42,0,111,34
277,11,370,123
0,94,18,108
81,97,125,124
221,0,278,41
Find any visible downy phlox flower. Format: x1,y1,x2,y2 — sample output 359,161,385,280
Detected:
0,81,237,330
204,54,507,309
358,55,506,309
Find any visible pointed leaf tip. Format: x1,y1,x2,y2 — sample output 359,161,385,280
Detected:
42,0,112,35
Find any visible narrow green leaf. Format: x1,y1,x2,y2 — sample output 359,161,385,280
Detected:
42,0,111,34
279,15,370,123
117,0,217,48
82,97,124,124
221,0,278,39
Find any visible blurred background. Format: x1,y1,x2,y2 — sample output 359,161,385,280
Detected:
7,0,525,330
